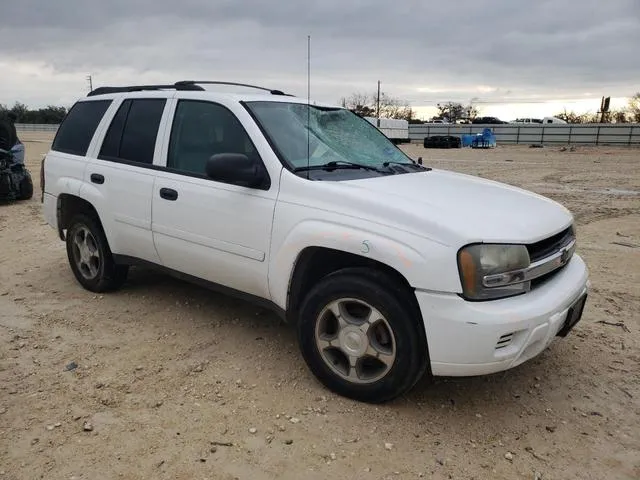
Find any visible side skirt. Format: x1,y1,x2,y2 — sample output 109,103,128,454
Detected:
112,254,287,321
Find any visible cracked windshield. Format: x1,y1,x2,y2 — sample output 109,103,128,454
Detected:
246,101,413,169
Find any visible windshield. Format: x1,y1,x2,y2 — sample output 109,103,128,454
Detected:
244,101,414,171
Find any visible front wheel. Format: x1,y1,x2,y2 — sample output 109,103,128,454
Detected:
65,213,129,292
297,269,429,403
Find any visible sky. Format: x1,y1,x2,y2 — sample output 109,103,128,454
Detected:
0,0,638,121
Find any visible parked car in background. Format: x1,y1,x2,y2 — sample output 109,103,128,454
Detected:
426,118,449,124
511,117,568,125
471,116,508,124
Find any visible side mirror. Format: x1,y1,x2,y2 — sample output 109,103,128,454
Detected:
205,153,268,189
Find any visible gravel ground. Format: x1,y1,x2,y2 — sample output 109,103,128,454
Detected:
1,134,638,480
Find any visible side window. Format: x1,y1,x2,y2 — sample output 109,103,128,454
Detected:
99,100,131,159
167,100,258,176
52,100,112,156
98,98,166,165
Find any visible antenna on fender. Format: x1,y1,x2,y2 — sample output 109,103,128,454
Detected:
306,35,311,180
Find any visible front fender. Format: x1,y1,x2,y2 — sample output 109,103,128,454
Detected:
268,219,460,310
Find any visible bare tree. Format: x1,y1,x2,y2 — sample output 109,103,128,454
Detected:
611,110,629,123
340,91,414,121
555,109,598,124
628,92,640,122
435,102,478,123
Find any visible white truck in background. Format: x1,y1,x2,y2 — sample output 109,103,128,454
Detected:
511,117,568,125
364,116,410,144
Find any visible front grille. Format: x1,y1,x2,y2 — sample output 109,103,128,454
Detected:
527,225,575,263
530,262,570,288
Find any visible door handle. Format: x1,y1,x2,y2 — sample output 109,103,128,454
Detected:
159,187,178,201
90,173,104,184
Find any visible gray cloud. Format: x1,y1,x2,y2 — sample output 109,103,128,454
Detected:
1,0,638,113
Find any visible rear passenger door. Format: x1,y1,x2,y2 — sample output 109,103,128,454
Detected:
82,96,170,264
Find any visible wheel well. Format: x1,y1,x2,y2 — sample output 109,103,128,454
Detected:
57,194,102,239
286,247,418,324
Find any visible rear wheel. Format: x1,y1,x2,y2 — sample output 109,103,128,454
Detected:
65,213,128,292
297,269,429,403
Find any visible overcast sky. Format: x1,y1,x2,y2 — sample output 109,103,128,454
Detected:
1,0,638,119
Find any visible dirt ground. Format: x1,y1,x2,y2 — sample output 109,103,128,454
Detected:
1,133,639,480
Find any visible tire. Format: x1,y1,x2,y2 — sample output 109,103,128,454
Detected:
297,268,429,403
65,213,129,292
17,172,33,200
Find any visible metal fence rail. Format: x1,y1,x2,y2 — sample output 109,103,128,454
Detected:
15,122,640,146
16,123,59,132
409,123,640,146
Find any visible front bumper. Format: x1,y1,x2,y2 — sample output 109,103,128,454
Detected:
417,254,590,376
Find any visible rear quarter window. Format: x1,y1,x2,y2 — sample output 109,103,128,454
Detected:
52,100,112,156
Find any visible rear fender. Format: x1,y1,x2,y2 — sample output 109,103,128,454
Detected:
77,182,117,249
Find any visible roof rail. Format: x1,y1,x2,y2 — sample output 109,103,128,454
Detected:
175,80,294,96
87,83,205,97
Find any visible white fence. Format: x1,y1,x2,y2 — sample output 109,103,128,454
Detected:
16,123,59,132
410,123,640,146
15,122,640,146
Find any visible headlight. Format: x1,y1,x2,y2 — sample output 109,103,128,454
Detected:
457,244,531,300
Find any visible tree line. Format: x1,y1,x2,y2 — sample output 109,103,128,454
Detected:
553,94,640,123
3,92,640,125
340,91,640,124
0,102,68,124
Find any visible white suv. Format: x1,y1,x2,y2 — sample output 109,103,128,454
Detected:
41,81,589,403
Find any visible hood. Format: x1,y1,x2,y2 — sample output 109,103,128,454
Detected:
285,168,574,247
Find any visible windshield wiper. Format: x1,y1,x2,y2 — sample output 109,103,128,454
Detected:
294,160,385,173
382,160,431,170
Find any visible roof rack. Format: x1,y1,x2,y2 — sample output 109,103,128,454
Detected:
87,83,205,97
87,81,295,97
175,81,294,96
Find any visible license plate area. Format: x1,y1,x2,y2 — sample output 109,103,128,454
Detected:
557,293,587,337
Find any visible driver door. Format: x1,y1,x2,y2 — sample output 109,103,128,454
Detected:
151,99,277,299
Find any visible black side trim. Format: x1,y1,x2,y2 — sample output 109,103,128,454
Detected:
112,254,286,320
95,155,166,171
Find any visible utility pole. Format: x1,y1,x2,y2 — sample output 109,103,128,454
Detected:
376,80,381,127
86,75,93,92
